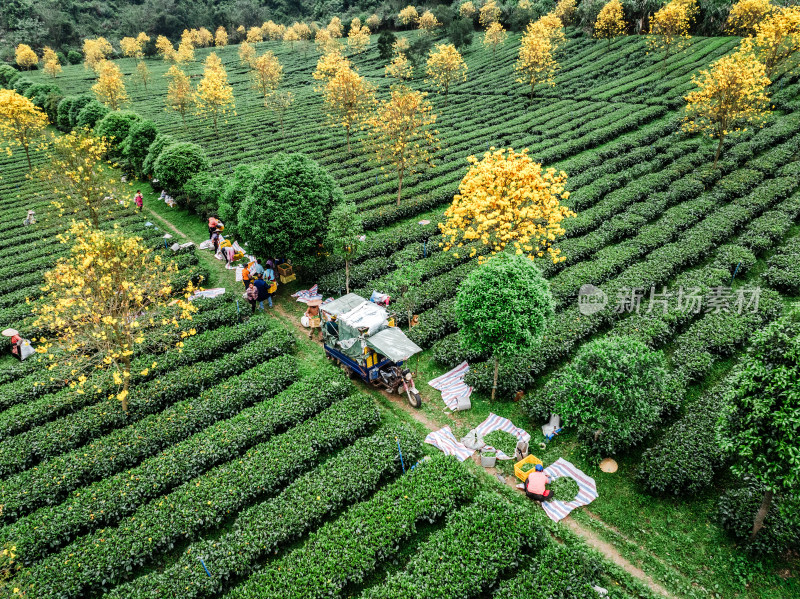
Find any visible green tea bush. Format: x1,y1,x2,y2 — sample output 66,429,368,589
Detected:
237,152,344,262
525,336,682,455
94,110,141,157
153,142,211,195
493,544,602,598
763,235,800,294
121,119,158,176
74,100,109,129
717,479,800,557
67,95,93,128
712,244,757,277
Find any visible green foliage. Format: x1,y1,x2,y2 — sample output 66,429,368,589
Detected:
141,132,175,178
94,110,142,157
237,152,344,263
455,252,554,363
763,235,800,294
152,141,210,194
717,311,800,498
68,95,93,129
493,544,602,598
712,244,757,278
377,29,396,61
67,50,82,64
121,119,158,176
13,75,33,94
183,170,223,217
23,82,60,110
0,64,17,86
324,201,364,293
717,479,800,557
549,476,580,502
75,99,109,130
218,163,261,235
483,430,518,457
530,336,682,455
55,95,75,132
448,17,474,49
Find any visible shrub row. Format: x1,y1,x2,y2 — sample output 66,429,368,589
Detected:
109,425,422,599
362,493,544,599
0,355,299,525
0,326,294,477
0,313,277,438
19,393,380,598
763,234,800,294
227,455,478,599
0,300,240,413
5,363,348,562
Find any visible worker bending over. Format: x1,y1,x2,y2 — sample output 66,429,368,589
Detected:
524,464,553,502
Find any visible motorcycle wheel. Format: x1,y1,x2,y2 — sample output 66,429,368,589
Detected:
406,389,422,408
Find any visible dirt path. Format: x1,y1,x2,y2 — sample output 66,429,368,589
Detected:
158,217,675,599
144,207,187,241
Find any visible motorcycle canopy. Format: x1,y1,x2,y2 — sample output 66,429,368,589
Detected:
321,293,366,319
366,327,422,363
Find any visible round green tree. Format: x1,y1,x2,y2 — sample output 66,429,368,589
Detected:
717,310,800,541
218,163,261,236
122,119,158,176
68,95,93,128
455,252,554,401
542,336,681,456
153,142,211,195
75,100,109,130
237,152,344,262
56,96,76,132
324,200,364,294
141,133,175,178
94,110,141,158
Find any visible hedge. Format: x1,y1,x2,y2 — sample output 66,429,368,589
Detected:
19,393,380,598
109,424,422,599
227,455,478,599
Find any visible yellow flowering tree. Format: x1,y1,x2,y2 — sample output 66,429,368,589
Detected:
43,47,62,78
363,85,439,205
194,52,235,134
418,10,442,35
32,223,197,412
348,18,371,54
315,28,340,54
752,6,800,78
266,90,294,138
594,0,626,45
0,89,49,171
92,60,128,110
40,129,123,227
165,65,193,126
175,39,195,64
136,60,151,90
83,37,113,71
554,0,577,25
386,52,413,80
263,21,284,40
683,42,771,168
322,64,376,152
649,0,698,63
120,36,143,60
516,21,558,99
155,35,176,61
251,51,283,102
313,48,351,91
399,5,419,26
484,22,508,58
426,43,467,101
726,0,774,36
328,16,344,38
460,2,477,19
366,14,381,30
247,26,264,43
239,40,257,68
215,26,229,46
15,44,38,70
439,147,574,266
480,0,502,28
196,27,213,47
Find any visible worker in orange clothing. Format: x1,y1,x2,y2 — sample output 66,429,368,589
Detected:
523,464,553,502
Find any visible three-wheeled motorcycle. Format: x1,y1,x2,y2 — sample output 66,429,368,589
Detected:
321,293,423,408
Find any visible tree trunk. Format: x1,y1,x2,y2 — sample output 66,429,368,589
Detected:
750,489,774,541
713,135,725,169
345,258,350,294
491,355,499,401
396,166,404,206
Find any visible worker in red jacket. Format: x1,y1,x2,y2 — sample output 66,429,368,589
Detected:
524,464,553,502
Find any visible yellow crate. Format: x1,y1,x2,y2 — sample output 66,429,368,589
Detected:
514,454,543,481
279,274,296,284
